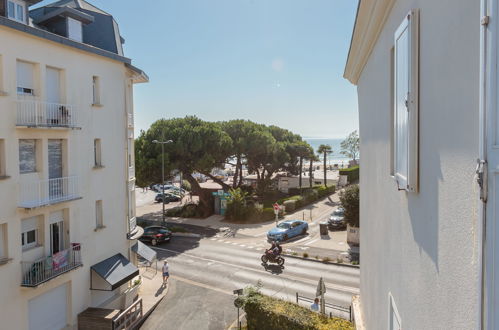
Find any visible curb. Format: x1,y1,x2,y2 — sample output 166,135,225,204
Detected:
282,253,360,268
172,232,201,238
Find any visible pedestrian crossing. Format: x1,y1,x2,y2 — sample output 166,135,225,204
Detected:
209,236,310,254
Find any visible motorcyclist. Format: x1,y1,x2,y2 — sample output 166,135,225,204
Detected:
267,241,281,257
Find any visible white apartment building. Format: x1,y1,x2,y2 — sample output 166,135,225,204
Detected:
0,0,147,329
344,0,499,329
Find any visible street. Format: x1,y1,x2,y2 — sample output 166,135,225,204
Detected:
140,236,360,330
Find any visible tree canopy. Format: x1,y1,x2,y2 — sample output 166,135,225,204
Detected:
340,130,360,161
339,184,359,227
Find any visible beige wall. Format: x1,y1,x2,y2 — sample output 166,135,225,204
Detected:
0,24,135,329
356,0,480,329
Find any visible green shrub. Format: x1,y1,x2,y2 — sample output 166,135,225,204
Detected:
169,226,188,233
181,204,199,218
339,165,359,183
303,252,309,258
165,206,183,217
262,208,276,221
322,257,331,263
242,293,354,330
339,184,359,227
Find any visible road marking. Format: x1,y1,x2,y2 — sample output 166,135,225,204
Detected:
291,236,311,244
305,238,320,246
170,275,233,296
224,241,231,244
239,245,246,247
210,238,216,241
232,243,238,245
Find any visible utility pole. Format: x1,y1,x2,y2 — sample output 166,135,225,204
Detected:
152,138,173,225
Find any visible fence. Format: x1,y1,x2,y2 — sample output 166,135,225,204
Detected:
21,243,82,287
295,292,351,321
113,298,143,330
19,176,80,208
16,99,79,128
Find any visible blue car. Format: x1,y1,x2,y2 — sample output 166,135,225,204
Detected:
267,220,309,242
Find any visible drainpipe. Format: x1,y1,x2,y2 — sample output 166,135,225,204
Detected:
478,0,488,328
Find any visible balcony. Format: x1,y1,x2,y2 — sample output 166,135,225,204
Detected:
16,99,80,129
21,243,82,287
19,176,80,208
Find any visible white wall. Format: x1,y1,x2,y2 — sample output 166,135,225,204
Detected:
0,24,134,329
356,0,480,329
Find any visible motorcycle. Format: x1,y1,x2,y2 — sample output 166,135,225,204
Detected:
261,250,285,266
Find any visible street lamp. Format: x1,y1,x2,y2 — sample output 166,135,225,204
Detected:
152,139,173,225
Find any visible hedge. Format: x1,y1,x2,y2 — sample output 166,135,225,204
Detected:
243,293,353,330
339,166,359,183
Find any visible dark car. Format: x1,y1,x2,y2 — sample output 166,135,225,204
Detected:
327,208,346,230
140,226,172,246
155,193,181,203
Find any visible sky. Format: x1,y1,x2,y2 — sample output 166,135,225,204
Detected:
37,0,359,139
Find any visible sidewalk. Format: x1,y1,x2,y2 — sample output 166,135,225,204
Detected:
138,264,169,317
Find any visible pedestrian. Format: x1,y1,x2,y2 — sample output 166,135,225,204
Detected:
310,298,319,312
162,260,169,285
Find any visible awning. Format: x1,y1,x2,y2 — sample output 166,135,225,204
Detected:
90,253,139,291
131,241,157,263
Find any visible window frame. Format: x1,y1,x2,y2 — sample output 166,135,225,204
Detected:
95,200,103,229
94,138,102,167
393,10,419,193
7,0,25,24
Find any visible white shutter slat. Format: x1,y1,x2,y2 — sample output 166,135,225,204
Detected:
22,217,37,232
16,61,34,90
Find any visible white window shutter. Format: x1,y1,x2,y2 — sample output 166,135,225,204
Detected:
21,217,37,232
394,10,419,192
16,61,34,90
67,17,83,42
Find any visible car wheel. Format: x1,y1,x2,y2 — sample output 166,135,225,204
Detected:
151,238,157,246
301,228,307,235
283,234,288,241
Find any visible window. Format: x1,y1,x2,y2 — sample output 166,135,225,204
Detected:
19,139,36,173
94,139,102,167
67,17,82,42
95,200,103,229
16,60,34,95
393,10,419,192
92,76,100,105
0,223,7,261
0,139,5,177
21,217,39,250
7,0,25,24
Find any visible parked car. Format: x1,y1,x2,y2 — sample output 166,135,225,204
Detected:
140,226,172,246
155,193,181,203
327,208,346,230
267,220,309,242
152,184,174,192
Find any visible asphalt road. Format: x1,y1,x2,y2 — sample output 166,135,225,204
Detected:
140,237,360,330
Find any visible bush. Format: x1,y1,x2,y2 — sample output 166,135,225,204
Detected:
303,252,309,258
242,292,354,330
339,184,359,227
165,206,183,217
314,185,336,198
261,208,276,221
339,165,359,183
181,179,191,191
169,226,188,233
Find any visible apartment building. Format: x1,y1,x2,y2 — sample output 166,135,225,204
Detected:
0,0,147,329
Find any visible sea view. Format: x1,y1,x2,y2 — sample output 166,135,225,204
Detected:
304,138,353,165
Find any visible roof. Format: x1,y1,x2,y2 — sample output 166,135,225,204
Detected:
343,0,396,85
131,241,157,263
90,253,139,291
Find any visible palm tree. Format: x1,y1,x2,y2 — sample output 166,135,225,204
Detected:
317,144,333,187
308,153,318,188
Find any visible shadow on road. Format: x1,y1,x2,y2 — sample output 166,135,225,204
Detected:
261,263,284,275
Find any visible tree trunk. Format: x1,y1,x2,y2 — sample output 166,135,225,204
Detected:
299,156,303,192
309,158,313,188
323,152,327,187
184,173,214,217
238,161,243,187
233,156,241,188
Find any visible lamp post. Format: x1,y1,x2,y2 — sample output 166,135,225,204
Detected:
152,139,173,225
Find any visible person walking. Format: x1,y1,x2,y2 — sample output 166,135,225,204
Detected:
162,260,170,285
310,298,319,312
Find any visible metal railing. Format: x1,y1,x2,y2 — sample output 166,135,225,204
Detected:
19,176,80,208
296,292,352,321
16,99,79,128
21,243,82,287
113,298,143,330
127,113,134,128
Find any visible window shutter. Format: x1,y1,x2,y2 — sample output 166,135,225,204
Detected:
21,217,37,232
16,61,34,90
394,10,419,192
67,17,82,42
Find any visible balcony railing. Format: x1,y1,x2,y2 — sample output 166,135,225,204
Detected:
19,176,80,208
128,166,135,179
16,99,79,128
21,243,82,287
127,112,134,128
113,298,143,330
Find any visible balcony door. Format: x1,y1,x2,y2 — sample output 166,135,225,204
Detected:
49,211,64,255
46,67,61,125
48,140,63,199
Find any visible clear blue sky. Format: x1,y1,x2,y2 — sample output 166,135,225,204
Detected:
38,0,359,139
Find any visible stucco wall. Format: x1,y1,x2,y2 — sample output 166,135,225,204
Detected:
0,24,133,329
356,0,480,329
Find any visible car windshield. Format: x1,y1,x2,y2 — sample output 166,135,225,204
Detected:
333,209,344,216
277,223,291,229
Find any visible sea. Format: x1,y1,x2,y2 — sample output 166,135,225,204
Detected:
304,138,352,166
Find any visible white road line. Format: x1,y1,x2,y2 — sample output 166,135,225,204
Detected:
210,238,216,241
151,246,359,294
291,236,311,244
224,241,231,244
305,237,321,246
239,245,246,247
